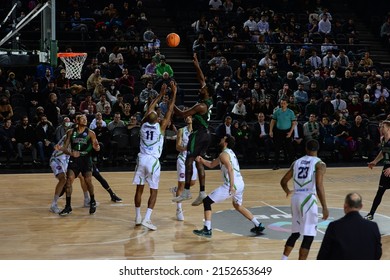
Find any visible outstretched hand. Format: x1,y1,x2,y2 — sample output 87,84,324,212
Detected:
170,80,177,95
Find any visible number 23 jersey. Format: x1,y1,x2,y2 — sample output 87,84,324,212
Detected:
293,155,322,194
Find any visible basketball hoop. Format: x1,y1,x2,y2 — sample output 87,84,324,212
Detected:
57,52,87,80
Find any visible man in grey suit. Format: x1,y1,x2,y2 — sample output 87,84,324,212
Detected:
317,192,382,260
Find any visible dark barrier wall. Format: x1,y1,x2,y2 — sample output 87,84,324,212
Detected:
0,54,39,66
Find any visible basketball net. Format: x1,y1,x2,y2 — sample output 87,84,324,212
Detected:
57,53,88,80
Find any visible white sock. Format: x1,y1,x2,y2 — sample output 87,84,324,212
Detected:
251,218,260,227
177,202,182,209
135,207,141,217
84,191,89,200
204,220,211,230
53,195,59,204
282,255,288,260
144,208,153,221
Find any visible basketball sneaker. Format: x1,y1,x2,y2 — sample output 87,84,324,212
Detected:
135,215,142,226
59,205,72,216
193,226,212,238
364,214,374,220
50,204,60,214
89,201,97,214
111,193,122,203
250,224,265,235
172,189,192,202
176,208,184,221
191,191,207,206
141,219,157,230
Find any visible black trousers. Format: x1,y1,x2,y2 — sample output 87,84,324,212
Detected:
273,128,294,165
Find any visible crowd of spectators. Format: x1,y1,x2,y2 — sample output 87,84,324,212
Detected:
184,0,390,164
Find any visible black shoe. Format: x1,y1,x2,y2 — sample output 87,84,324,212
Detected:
89,201,97,214
111,193,122,202
364,214,373,220
250,224,265,235
59,205,72,216
272,165,279,170
193,226,212,238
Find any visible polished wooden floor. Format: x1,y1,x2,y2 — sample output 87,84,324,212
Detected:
0,167,389,260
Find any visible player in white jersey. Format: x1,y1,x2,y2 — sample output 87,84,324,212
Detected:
193,135,265,238
170,116,198,221
133,82,177,230
49,135,88,213
280,139,329,260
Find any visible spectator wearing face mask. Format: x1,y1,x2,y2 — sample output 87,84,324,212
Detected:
373,82,389,101
67,106,77,122
60,94,77,115
310,70,325,90
325,70,340,88
54,117,73,143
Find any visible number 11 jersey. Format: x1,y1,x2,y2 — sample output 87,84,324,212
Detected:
139,122,164,158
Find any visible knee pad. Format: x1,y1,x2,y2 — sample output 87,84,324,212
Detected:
285,232,300,247
203,196,214,211
301,235,314,250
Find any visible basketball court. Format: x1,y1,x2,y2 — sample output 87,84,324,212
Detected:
0,167,389,260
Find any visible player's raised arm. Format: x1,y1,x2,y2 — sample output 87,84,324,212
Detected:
174,102,207,118
142,84,167,124
161,81,177,131
193,53,206,87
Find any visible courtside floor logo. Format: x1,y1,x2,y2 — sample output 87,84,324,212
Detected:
212,206,390,240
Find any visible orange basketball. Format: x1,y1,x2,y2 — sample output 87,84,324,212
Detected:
166,33,180,47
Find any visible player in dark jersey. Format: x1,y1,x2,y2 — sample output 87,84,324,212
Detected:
366,120,390,220
173,53,213,206
59,114,101,215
